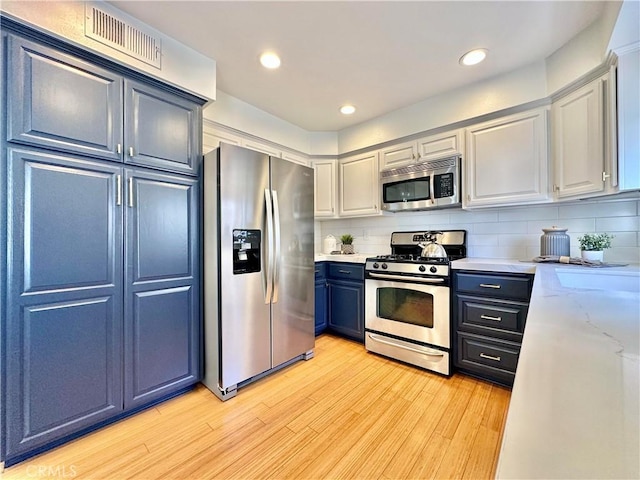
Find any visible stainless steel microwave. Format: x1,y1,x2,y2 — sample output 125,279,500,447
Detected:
380,155,461,212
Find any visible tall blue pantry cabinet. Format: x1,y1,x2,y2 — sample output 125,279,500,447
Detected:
1,19,204,466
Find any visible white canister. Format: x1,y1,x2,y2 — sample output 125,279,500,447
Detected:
540,227,570,256
323,235,337,254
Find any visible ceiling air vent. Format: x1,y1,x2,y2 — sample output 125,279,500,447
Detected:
85,3,161,69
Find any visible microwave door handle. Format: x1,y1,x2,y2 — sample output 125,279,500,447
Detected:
429,173,435,204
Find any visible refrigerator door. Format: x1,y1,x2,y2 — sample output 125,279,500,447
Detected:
270,158,315,367
219,144,272,389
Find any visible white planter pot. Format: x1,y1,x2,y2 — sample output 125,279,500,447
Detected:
581,250,604,262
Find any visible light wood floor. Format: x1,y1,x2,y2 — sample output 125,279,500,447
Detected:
2,334,511,480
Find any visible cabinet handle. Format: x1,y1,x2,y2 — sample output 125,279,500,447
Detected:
128,178,134,207
480,314,502,322
129,147,134,157
338,270,351,274
480,353,501,362
116,175,122,206
315,270,320,274
117,143,122,154
479,283,501,289
602,171,610,182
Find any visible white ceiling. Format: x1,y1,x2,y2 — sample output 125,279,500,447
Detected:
109,1,609,132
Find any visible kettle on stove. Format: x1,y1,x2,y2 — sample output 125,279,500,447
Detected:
418,232,448,258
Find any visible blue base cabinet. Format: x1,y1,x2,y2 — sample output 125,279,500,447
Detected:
124,169,200,408
2,22,203,466
5,149,125,460
315,262,364,343
314,263,328,335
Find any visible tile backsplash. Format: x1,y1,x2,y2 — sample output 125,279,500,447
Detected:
316,198,640,264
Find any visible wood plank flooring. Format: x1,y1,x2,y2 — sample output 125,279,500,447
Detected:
2,334,511,479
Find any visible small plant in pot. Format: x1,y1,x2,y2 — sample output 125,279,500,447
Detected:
340,234,354,254
578,233,614,262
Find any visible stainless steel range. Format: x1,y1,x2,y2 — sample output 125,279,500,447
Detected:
364,230,467,375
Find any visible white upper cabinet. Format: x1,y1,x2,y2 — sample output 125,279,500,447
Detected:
379,140,418,170
339,151,380,217
313,159,337,218
552,74,612,199
416,129,464,162
379,129,464,170
465,107,550,208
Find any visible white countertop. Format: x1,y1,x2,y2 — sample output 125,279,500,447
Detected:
477,261,640,479
314,253,368,264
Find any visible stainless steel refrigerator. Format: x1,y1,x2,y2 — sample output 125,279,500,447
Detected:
202,143,315,401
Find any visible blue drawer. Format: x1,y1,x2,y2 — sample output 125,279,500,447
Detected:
328,262,364,281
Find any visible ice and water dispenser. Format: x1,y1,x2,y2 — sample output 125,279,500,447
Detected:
232,229,261,274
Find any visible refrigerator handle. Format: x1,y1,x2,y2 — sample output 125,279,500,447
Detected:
271,190,281,303
264,189,274,304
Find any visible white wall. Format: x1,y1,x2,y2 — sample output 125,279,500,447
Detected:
317,198,640,264
337,61,548,154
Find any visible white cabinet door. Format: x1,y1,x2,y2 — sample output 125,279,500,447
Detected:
465,107,550,208
379,140,417,170
552,77,605,198
417,129,464,161
313,159,337,217
339,152,380,217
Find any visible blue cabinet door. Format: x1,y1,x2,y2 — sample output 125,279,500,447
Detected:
6,35,123,162
124,79,201,176
328,279,364,342
123,168,200,409
315,280,328,335
5,148,124,461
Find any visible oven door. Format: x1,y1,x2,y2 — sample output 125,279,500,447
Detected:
365,277,450,349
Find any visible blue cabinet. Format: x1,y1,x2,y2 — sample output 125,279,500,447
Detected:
3,147,202,464
5,148,124,460
453,270,533,387
2,24,204,466
6,34,202,176
326,263,365,342
6,35,123,162
125,79,202,176
314,263,328,335
124,169,200,408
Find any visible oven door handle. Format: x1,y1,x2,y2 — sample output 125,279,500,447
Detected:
368,272,445,284
367,333,445,357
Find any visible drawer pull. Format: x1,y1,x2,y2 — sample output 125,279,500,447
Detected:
338,269,351,274
315,270,320,274
479,283,501,289
480,353,501,362
480,314,502,322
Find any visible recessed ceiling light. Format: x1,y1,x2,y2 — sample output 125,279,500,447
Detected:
260,52,281,69
459,48,488,66
340,105,356,115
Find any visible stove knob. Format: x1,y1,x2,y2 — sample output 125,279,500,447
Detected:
373,263,379,269
430,266,437,273
381,263,388,270
418,265,426,272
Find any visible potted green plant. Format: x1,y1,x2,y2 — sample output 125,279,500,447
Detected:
578,233,614,262
340,234,354,254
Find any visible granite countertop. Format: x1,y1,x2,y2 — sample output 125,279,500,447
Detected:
453,259,639,479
